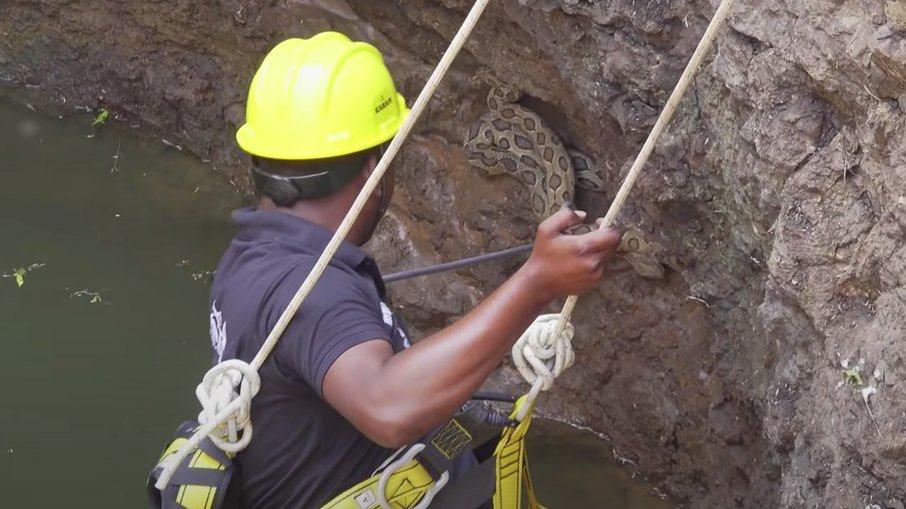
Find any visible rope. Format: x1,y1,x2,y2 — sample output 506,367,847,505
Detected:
512,0,737,418
154,360,260,480
511,315,575,392
195,360,260,453
155,0,493,490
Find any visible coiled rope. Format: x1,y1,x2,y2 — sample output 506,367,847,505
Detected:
510,0,736,421
155,0,494,489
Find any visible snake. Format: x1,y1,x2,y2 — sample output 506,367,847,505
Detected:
464,71,665,280
464,71,605,218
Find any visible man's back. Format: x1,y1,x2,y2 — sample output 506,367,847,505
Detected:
210,209,407,507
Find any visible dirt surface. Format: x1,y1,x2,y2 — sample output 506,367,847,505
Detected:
3,1,905,507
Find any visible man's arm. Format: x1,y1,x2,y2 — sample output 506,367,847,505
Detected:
323,209,620,448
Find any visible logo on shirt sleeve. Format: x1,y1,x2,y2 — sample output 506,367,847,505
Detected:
380,301,410,349
210,301,228,362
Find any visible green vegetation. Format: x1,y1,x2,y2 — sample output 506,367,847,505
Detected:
92,108,109,126
4,263,46,288
13,267,26,287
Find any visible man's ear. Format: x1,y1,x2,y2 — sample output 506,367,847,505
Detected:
366,151,381,174
357,152,380,183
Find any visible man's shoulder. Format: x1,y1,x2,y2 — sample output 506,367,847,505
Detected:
224,239,355,283
214,238,382,326
278,258,378,308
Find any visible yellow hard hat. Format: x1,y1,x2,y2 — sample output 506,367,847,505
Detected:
236,32,409,160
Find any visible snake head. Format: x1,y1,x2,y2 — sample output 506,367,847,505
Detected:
472,69,521,100
471,68,497,87
616,228,667,280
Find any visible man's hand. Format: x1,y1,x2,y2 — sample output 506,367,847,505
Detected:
522,208,621,298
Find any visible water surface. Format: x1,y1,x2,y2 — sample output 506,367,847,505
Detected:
0,93,669,508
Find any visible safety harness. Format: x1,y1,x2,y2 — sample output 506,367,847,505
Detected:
149,398,543,509
149,421,236,509
148,0,736,506
323,400,510,509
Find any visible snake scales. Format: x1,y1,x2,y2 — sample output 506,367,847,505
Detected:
464,72,665,280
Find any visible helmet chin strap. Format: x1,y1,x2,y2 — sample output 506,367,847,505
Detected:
369,174,391,240
365,145,391,241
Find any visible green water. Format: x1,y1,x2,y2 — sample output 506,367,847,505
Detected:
0,93,669,508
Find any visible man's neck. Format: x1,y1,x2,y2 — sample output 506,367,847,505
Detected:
258,198,368,245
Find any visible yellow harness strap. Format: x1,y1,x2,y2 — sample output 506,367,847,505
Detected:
158,437,225,509
149,421,238,509
322,456,437,509
493,396,545,509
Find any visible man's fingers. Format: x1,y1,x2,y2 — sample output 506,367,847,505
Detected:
539,207,585,235
578,227,621,253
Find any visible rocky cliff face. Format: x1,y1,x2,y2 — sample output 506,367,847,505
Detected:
3,1,904,507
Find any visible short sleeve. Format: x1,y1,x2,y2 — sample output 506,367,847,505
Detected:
274,264,391,397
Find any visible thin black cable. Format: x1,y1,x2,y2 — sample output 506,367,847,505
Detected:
471,391,518,403
383,244,533,284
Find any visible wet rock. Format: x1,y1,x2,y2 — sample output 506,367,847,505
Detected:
2,1,905,507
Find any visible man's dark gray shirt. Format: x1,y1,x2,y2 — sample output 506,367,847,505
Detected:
209,208,410,508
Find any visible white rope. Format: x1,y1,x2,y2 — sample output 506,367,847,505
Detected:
195,360,260,453
512,314,575,392
514,0,737,417
511,314,575,421
155,0,493,490
154,360,261,484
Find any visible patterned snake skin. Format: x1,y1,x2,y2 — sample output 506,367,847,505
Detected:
464,72,665,280
464,72,605,218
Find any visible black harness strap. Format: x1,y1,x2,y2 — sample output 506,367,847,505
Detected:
429,456,497,509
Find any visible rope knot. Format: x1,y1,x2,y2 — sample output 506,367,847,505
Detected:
511,314,576,391
196,359,261,453
155,359,261,490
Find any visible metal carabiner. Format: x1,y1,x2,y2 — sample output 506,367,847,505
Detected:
376,443,449,509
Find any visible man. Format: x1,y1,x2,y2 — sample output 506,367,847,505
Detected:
212,32,620,507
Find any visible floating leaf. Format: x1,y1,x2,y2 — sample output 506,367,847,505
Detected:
6,265,43,288
92,109,109,126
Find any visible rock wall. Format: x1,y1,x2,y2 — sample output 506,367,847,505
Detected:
3,1,904,507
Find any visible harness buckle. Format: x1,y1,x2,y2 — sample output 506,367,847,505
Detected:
376,443,449,509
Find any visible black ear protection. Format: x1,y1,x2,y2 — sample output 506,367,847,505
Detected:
251,158,361,207
369,144,392,235
251,143,391,210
